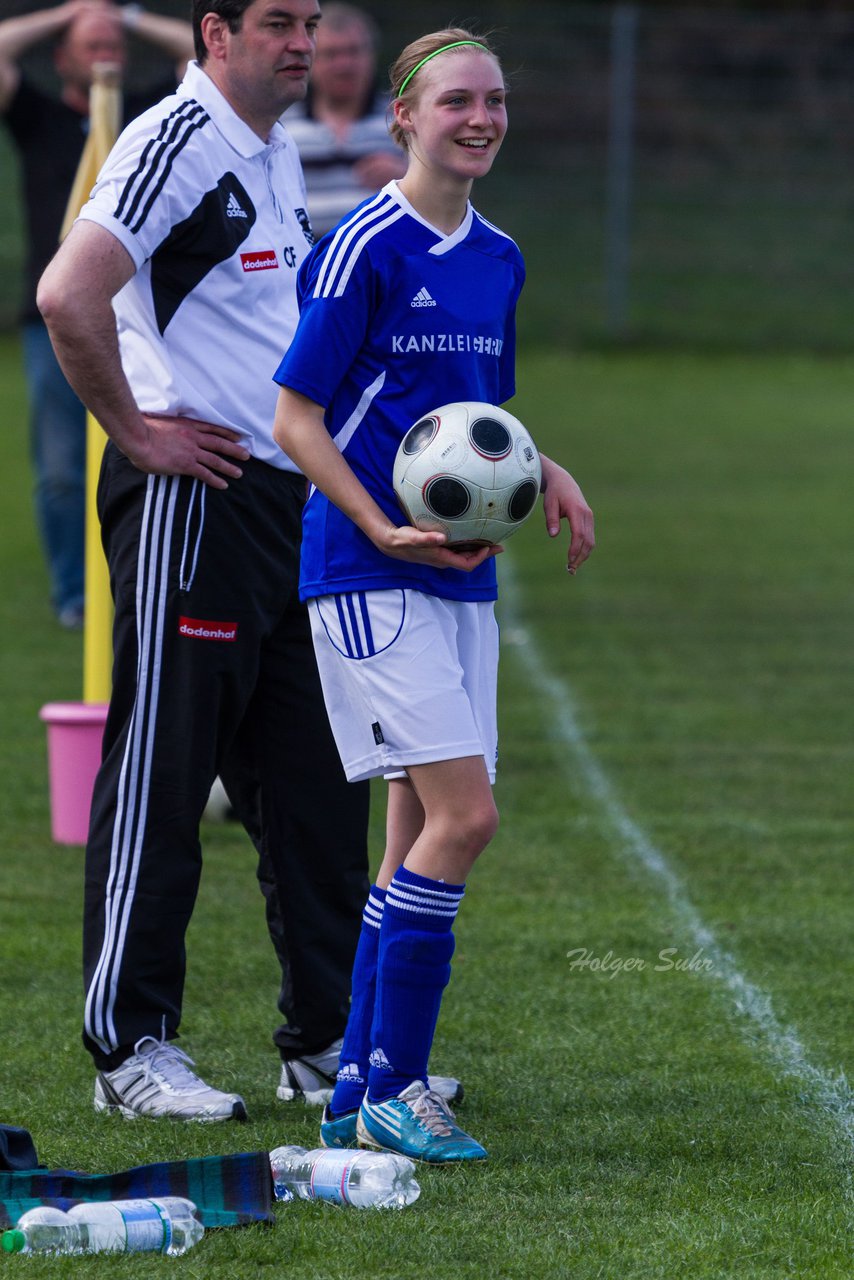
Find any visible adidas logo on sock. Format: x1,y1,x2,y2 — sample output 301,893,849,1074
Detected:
410,286,437,308
369,1047,392,1070
337,1062,364,1083
227,192,248,219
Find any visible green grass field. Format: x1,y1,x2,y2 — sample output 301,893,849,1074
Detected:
1,333,852,1277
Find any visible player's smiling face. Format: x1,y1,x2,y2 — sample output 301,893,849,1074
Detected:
399,50,508,184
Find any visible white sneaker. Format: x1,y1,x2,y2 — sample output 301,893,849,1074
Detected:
94,1035,247,1122
277,1038,343,1104
426,1074,464,1106
276,1037,464,1107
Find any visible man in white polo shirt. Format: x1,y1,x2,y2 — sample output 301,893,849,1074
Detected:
36,0,371,1122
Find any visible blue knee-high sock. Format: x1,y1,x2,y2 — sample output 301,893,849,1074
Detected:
367,865,465,1103
329,885,386,1117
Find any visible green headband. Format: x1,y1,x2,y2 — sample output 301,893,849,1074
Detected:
397,41,489,96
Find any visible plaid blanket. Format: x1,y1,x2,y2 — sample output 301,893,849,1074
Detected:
0,1129,273,1229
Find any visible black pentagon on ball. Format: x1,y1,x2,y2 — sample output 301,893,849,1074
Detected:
402,416,439,455
508,478,539,523
424,475,472,519
469,416,512,458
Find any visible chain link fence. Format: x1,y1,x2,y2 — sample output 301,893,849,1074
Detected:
3,1,854,349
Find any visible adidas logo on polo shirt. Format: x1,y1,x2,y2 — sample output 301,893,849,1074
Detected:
410,286,437,308
226,192,248,218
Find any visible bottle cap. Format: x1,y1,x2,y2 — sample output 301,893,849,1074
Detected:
2,1229,26,1253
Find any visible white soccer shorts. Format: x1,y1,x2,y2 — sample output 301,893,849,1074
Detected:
308,588,499,783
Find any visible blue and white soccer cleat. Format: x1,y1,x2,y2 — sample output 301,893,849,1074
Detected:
319,1104,359,1149
357,1080,487,1163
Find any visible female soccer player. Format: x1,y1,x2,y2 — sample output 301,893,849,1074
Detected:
272,28,594,1163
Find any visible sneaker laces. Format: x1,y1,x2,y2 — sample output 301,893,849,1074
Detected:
409,1087,456,1137
132,1034,208,1094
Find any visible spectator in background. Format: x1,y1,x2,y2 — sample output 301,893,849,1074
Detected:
285,2,404,238
0,1,193,629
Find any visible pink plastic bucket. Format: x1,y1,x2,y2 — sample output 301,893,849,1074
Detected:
38,702,109,845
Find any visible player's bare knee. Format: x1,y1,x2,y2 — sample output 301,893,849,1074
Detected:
459,797,499,857
425,796,497,863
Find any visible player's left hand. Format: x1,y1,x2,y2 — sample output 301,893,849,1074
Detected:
539,454,595,574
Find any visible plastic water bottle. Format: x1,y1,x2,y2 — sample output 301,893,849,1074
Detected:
1,1197,204,1255
270,1145,420,1209
1,1207,71,1255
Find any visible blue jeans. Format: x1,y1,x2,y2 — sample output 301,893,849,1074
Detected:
21,319,86,616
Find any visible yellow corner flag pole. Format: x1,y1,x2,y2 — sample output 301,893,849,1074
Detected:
60,63,121,705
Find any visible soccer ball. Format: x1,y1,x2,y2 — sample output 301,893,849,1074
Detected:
392,401,542,550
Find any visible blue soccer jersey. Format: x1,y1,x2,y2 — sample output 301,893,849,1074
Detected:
273,181,525,603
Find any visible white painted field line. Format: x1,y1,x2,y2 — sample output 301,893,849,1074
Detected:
500,564,854,1157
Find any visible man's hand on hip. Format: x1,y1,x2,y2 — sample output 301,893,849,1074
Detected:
131,414,251,489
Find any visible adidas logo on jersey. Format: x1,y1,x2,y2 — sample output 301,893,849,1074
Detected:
369,1047,392,1070
226,192,248,219
336,1062,364,1083
410,286,437,308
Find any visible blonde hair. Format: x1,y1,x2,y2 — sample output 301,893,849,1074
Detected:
389,28,502,150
